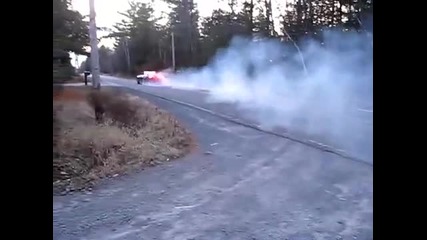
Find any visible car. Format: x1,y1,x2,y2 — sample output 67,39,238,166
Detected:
136,71,163,84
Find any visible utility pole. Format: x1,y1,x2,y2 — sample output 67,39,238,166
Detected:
171,32,176,72
89,0,101,89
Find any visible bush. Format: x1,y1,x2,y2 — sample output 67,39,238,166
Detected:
53,63,76,82
87,90,143,127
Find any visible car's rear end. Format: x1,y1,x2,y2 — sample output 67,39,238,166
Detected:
136,71,164,84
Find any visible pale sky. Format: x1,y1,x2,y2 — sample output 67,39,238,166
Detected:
70,0,285,67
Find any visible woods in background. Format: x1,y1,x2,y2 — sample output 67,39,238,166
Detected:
79,0,373,75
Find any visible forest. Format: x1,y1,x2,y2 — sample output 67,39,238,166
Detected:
77,0,373,75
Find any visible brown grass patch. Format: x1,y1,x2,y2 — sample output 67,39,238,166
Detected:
53,87,194,194
53,75,85,84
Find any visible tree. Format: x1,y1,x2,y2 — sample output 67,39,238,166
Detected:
228,0,238,15
53,0,89,55
280,0,373,43
254,3,270,37
53,0,89,81
109,1,167,73
199,2,257,65
165,0,200,67
104,0,372,74
99,46,114,74
264,0,274,36
241,0,255,34
199,9,233,64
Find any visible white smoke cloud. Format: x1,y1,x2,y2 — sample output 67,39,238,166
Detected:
168,29,373,161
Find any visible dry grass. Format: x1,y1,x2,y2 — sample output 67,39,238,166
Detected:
72,75,85,82
53,75,85,84
53,87,194,194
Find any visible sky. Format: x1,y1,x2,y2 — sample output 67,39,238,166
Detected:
70,0,285,67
